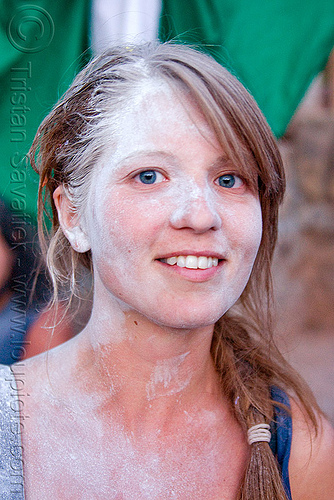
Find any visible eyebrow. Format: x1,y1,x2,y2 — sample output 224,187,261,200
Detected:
205,155,235,174
115,150,178,166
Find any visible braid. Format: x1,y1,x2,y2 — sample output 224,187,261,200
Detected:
239,439,289,499
212,317,290,499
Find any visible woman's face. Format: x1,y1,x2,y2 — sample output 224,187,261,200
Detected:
82,82,262,329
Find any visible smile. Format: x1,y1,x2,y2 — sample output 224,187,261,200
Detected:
160,255,219,269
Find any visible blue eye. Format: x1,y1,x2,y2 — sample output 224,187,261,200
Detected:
139,170,157,184
218,174,242,189
136,170,165,185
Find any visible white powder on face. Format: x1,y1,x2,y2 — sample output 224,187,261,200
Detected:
146,352,191,400
71,76,261,336
87,79,199,193
169,177,222,230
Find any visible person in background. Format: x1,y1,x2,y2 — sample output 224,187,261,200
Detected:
0,198,73,364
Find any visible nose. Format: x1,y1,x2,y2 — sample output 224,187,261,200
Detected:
170,185,222,233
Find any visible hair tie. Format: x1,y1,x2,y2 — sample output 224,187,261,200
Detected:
247,423,271,445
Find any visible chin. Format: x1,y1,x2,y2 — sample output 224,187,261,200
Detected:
149,308,225,331
129,292,236,331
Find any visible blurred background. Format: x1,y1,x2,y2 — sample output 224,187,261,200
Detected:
273,61,334,423
0,0,333,422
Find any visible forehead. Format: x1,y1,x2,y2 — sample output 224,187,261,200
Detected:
102,80,219,158
125,79,209,131
96,76,258,186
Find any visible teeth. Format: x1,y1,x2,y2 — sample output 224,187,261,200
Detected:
185,255,197,269
166,256,177,265
165,255,220,269
198,256,208,269
176,256,186,268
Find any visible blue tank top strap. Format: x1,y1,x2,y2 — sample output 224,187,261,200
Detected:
269,386,292,500
0,364,25,499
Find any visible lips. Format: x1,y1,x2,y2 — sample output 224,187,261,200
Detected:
160,255,221,270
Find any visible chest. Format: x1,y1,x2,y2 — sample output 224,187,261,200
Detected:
21,408,248,499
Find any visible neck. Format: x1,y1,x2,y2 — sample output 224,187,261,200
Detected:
63,300,221,431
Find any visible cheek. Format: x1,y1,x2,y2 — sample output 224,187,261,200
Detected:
227,201,263,260
89,189,168,263
243,208,262,258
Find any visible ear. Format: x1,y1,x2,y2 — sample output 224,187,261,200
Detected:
53,186,91,253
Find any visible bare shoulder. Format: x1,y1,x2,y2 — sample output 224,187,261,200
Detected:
289,398,334,500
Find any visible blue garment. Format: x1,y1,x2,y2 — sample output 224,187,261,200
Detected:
270,386,292,500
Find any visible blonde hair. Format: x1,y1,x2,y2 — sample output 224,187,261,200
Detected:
30,42,318,499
